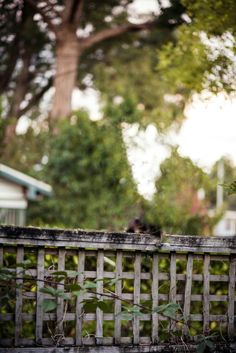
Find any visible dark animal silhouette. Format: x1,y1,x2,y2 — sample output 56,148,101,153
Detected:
126,217,162,237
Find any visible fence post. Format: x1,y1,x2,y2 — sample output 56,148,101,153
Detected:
203,254,210,334
183,253,193,336
36,247,45,345
133,251,141,345
152,253,159,343
75,249,85,345
114,250,122,344
228,255,236,338
96,250,104,345
15,245,24,346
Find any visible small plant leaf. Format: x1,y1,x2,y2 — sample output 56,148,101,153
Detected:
222,181,236,195
118,311,133,320
130,306,144,317
40,287,57,296
68,270,83,277
0,272,14,281
72,290,86,297
107,277,121,286
55,276,66,282
94,278,104,282
83,299,99,311
153,303,180,318
196,341,206,353
16,260,32,268
205,339,214,348
42,299,57,312
51,271,68,277
55,289,69,299
82,281,97,289
97,300,110,312
67,283,81,291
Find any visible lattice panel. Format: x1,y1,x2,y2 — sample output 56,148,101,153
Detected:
0,237,235,348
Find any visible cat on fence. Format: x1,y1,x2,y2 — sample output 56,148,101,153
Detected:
126,217,162,237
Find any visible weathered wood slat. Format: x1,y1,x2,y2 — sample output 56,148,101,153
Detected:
1,226,236,252
162,234,236,253
152,253,159,343
76,250,85,345
169,252,176,333
0,245,3,266
57,248,66,335
96,250,104,344
203,254,210,334
228,255,236,337
133,252,141,345
16,269,230,282
0,226,161,251
0,311,233,323
36,247,45,344
15,246,24,345
114,250,122,344
169,252,176,303
0,344,209,353
183,253,193,336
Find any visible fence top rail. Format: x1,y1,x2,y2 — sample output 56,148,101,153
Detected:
0,225,236,253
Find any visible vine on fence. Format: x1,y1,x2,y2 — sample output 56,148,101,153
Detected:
0,259,219,352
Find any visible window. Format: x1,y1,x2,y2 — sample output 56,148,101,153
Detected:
0,208,26,226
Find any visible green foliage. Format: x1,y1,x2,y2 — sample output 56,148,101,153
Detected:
223,180,236,195
0,253,230,344
94,45,187,132
207,158,236,209
182,0,236,35
0,125,49,176
42,299,57,313
145,149,216,234
27,110,141,230
103,96,142,126
157,26,210,93
153,303,181,319
196,333,218,353
0,0,186,127
157,0,236,94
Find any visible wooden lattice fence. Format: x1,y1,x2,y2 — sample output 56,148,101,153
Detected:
0,225,236,352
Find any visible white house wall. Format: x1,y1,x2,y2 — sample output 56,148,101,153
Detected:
0,177,27,209
213,210,236,236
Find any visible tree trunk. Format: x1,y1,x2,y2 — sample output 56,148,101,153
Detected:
51,28,80,121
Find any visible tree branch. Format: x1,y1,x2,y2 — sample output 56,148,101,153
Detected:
60,0,81,24
73,0,84,25
37,1,61,18
17,78,53,119
25,0,57,33
80,21,154,50
0,39,19,94
61,0,83,25
61,0,75,24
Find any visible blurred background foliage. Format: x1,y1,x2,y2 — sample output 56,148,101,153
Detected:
1,0,236,234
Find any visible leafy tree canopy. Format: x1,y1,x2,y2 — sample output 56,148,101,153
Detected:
157,0,236,95
144,149,217,235
207,158,236,209
0,0,187,134
26,110,141,230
